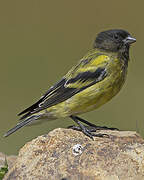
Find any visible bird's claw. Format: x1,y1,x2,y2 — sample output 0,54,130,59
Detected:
68,125,110,140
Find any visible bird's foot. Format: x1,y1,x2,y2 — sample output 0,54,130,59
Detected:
70,115,119,131
69,115,118,140
68,125,110,140
89,125,119,131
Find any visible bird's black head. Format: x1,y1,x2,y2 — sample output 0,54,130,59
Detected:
94,29,136,53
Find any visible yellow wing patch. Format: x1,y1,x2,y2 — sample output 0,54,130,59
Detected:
64,51,111,89
89,55,110,67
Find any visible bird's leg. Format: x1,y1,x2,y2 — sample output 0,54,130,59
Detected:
69,115,109,140
70,115,94,139
72,115,119,131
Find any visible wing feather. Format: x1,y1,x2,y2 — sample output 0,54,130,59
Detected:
18,52,109,119
18,79,65,117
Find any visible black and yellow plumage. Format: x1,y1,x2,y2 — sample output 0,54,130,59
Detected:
4,29,136,138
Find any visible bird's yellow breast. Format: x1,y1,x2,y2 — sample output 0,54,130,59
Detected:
66,58,127,115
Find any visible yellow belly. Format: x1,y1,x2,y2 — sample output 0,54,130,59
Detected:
67,73,126,114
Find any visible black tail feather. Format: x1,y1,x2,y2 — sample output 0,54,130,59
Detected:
19,112,32,120
4,115,41,137
17,100,41,116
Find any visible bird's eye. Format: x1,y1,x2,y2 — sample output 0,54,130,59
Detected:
114,34,119,39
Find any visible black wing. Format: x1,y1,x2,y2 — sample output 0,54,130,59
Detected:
18,78,66,119
18,67,107,120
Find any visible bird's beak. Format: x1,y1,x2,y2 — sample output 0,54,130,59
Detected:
124,36,136,44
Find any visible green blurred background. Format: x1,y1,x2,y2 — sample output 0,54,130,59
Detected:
0,0,143,155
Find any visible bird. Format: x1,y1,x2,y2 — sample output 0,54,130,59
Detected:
4,29,136,139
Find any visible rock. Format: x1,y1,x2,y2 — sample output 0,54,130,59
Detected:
3,128,144,180
0,152,17,171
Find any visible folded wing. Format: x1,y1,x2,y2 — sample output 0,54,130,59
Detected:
18,53,109,119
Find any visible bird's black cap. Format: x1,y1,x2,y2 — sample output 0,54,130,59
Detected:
94,29,136,52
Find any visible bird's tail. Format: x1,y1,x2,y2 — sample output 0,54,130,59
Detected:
3,114,41,137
